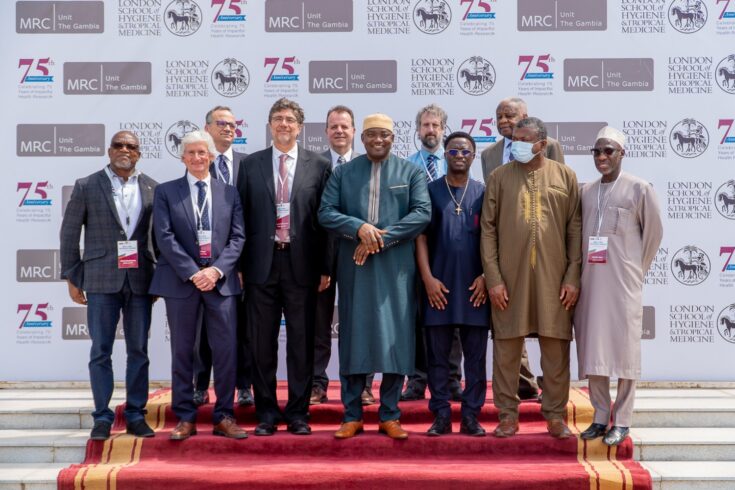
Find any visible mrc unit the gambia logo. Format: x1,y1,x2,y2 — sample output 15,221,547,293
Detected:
669,118,708,158
717,304,735,343
211,58,249,97
165,120,200,157
164,0,202,36
716,55,735,94
456,56,495,96
413,0,451,34
668,0,707,33
715,179,735,219
671,245,710,285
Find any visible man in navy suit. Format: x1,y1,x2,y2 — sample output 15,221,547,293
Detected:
237,98,332,436
191,105,254,408
60,131,157,441
149,130,247,440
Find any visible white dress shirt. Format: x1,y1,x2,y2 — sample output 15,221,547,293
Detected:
502,138,513,164
105,165,142,239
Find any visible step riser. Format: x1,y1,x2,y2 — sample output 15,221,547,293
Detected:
0,447,84,464
637,444,735,462
0,415,88,431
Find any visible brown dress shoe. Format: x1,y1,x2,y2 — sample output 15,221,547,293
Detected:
213,417,248,439
547,418,572,439
493,417,519,438
170,421,197,441
334,421,364,439
378,420,408,440
310,386,328,405
361,387,375,405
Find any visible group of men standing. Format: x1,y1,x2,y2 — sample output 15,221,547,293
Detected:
60,96,662,446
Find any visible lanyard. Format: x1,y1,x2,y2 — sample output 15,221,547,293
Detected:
109,170,136,233
595,177,620,237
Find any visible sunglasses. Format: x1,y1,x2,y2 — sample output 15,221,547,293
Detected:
111,142,140,151
590,148,619,157
446,149,473,157
214,120,236,129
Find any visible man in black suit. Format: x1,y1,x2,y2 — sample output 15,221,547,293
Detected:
311,105,376,406
149,130,247,441
237,98,332,436
60,131,157,441
192,105,253,408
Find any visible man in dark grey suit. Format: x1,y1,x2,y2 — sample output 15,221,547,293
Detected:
191,105,253,408
149,130,247,441
237,98,332,436
60,131,157,441
480,97,566,401
310,105,376,406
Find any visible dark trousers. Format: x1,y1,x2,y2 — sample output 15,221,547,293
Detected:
165,290,237,425
313,279,375,390
86,279,152,425
247,248,315,425
340,373,402,422
426,325,488,419
193,298,251,391
408,327,463,390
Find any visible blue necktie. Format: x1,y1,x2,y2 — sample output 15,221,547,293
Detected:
507,141,515,163
217,154,230,185
426,154,438,182
195,181,210,231
337,155,346,165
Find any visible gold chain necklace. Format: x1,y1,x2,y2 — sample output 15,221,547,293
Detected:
444,176,470,215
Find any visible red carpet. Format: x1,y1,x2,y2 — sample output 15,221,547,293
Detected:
58,383,651,489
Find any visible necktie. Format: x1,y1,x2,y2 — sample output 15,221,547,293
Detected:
507,141,515,163
276,154,289,242
337,155,346,165
217,154,230,184
195,181,210,231
426,154,438,182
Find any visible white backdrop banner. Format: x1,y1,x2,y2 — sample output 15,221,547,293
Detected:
2,0,735,382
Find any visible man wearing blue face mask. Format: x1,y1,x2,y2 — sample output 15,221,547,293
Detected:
480,117,582,440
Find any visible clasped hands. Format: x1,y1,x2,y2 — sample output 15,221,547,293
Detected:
354,223,387,266
192,267,221,291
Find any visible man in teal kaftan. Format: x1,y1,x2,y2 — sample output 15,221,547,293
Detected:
318,114,431,439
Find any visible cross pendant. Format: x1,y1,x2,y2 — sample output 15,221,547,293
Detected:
455,206,462,215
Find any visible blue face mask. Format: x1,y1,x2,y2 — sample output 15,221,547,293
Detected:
511,140,539,164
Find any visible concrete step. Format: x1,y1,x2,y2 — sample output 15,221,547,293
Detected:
0,463,66,490
642,461,735,490
632,428,735,461
0,430,87,464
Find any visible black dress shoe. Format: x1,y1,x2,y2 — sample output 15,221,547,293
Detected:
400,384,426,401
254,422,277,436
460,416,486,437
426,416,452,436
126,419,155,438
237,387,254,407
90,421,111,441
603,426,630,446
580,423,608,440
287,420,312,435
518,388,540,401
193,390,209,407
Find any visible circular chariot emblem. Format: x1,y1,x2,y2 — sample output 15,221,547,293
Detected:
717,304,735,344
716,55,735,95
457,57,495,96
668,0,707,33
669,119,708,158
670,246,710,286
165,120,200,158
211,59,249,97
164,0,202,37
413,0,452,34
714,180,735,220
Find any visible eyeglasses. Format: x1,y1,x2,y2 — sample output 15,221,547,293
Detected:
446,149,474,157
111,142,140,151
214,120,236,129
590,147,619,157
271,116,299,125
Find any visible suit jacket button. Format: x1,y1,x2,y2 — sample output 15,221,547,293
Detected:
120,231,125,235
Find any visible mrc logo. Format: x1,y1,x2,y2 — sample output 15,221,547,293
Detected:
18,58,54,83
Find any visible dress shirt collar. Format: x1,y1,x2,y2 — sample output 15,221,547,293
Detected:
105,165,141,183
329,148,352,166
186,171,212,187
273,144,298,163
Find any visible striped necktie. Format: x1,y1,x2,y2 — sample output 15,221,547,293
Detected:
426,154,438,182
217,154,230,184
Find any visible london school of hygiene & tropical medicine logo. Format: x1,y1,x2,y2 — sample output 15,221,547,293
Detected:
164,0,202,36
413,0,452,34
717,304,735,343
716,55,735,94
671,245,711,286
668,0,707,33
456,56,495,95
165,120,200,158
211,58,249,97
669,118,709,158
715,179,735,220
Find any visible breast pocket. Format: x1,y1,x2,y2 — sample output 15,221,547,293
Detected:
600,206,631,235
388,184,409,215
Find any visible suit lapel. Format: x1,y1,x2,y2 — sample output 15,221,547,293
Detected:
176,175,197,233
96,170,125,231
291,147,309,199
257,148,276,205
210,178,223,242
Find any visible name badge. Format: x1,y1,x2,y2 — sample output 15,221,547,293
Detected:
198,230,212,259
588,236,608,264
276,202,290,230
117,240,138,269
